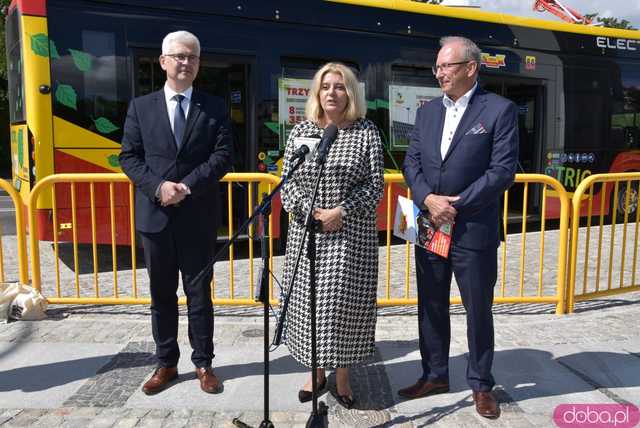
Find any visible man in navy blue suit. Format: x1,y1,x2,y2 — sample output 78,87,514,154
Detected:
120,31,232,395
399,36,518,419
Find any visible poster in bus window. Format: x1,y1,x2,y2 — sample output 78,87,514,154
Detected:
278,78,312,150
278,78,367,150
389,85,442,150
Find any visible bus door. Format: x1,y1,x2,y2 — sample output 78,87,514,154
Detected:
133,51,254,241
481,76,544,220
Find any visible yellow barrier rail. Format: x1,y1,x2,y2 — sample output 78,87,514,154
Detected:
567,172,640,313
378,174,569,314
25,172,573,314
27,173,280,305
218,172,281,305
0,178,28,284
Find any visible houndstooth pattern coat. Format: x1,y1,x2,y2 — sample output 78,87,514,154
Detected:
280,118,384,368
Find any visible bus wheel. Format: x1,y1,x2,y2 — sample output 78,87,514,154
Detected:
610,181,639,223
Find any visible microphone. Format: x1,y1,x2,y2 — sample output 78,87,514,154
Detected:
316,124,338,164
291,144,310,161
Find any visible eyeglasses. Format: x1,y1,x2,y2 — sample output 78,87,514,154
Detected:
431,61,471,75
164,53,200,63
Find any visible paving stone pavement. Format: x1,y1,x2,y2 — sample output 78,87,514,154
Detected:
1,220,639,426
1,291,639,427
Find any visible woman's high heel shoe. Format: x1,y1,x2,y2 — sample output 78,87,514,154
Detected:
298,377,327,403
330,388,355,409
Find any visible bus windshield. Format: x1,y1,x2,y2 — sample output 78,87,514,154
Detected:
6,6,25,123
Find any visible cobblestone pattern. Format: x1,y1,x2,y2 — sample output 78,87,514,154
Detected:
374,294,640,349
0,316,152,345
0,408,319,428
328,348,396,427
1,292,639,426
63,342,155,408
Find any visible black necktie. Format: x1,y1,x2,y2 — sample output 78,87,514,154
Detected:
173,94,186,149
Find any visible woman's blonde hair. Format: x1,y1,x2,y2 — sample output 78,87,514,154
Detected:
305,62,367,123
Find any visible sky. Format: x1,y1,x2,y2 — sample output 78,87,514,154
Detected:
441,0,640,29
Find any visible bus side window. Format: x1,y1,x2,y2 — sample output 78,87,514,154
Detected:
615,61,640,150
48,8,130,144
388,65,440,154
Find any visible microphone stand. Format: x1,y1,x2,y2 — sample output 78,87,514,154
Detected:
274,159,330,427
232,190,275,428
302,158,330,428
191,156,305,428
272,126,336,428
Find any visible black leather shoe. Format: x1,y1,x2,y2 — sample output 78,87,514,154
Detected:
330,389,355,409
298,377,327,403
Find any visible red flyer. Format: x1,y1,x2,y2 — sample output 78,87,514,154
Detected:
416,213,453,258
393,195,453,258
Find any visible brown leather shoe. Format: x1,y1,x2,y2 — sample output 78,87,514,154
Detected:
398,379,449,399
142,367,178,395
195,367,223,394
473,391,500,419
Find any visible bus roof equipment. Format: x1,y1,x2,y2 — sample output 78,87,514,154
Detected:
533,0,592,25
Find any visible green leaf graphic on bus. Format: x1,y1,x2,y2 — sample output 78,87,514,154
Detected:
68,49,92,72
55,84,78,110
17,129,24,166
107,154,120,167
49,40,60,59
94,117,119,134
30,33,52,57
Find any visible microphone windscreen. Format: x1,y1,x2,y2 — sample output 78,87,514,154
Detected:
317,124,339,164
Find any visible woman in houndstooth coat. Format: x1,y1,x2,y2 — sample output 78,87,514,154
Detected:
280,62,384,408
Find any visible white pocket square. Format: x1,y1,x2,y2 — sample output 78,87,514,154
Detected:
465,123,487,135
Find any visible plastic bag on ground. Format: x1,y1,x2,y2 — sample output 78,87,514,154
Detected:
1,283,48,322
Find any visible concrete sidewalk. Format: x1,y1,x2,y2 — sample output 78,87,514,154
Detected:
0,293,639,427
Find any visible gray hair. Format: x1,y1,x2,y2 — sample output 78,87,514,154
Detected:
162,31,201,56
440,36,481,65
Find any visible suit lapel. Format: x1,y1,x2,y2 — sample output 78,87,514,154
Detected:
180,91,203,152
432,100,445,164
155,90,177,155
443,88,486,163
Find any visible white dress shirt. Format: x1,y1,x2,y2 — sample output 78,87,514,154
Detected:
440,82,478,160
164,84,193,133
155,84,194,199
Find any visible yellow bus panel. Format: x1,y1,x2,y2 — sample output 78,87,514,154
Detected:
20,15,54,208
53,116,121,149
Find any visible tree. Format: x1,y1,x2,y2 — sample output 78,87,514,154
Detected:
585,13,636,30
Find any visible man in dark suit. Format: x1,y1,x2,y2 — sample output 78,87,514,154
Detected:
119,31,232,395
399,36,518,419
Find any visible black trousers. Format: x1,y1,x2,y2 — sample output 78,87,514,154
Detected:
139,212,216,368
415,243,497,392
